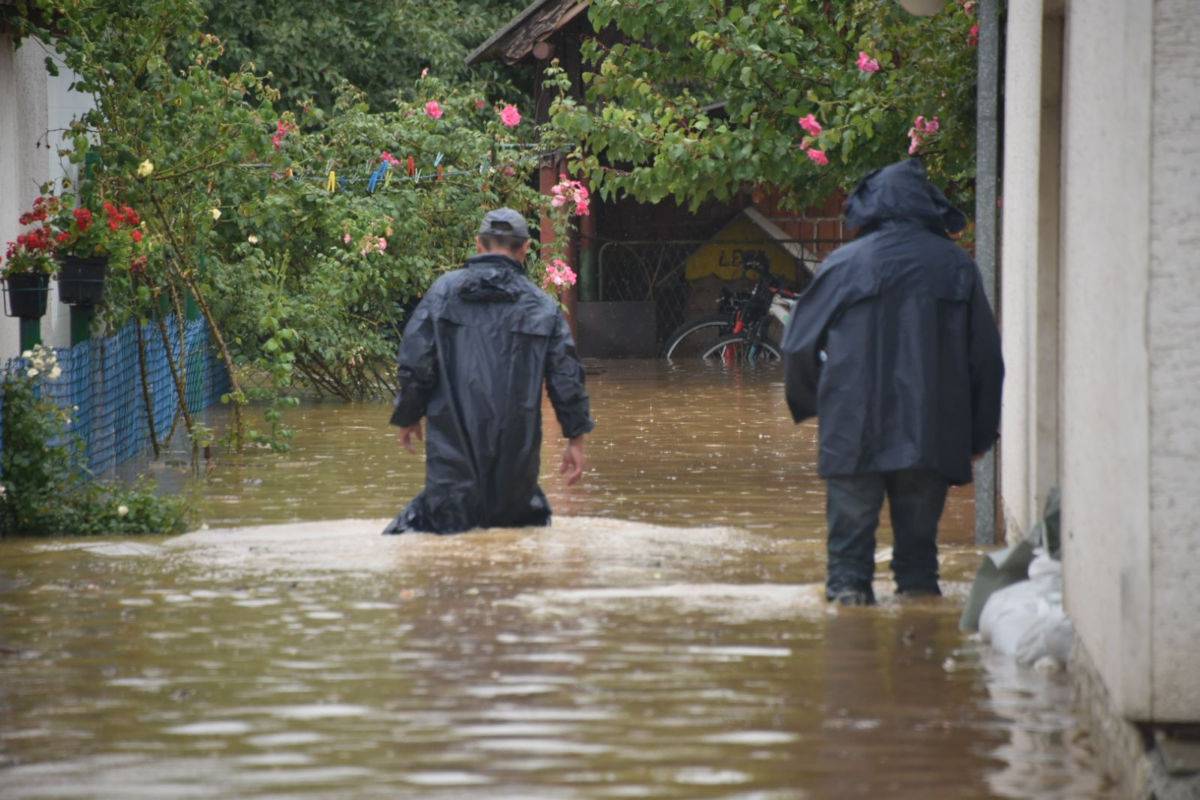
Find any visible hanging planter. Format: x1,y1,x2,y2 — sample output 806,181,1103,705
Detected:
2,273,52,319
57,254,108,306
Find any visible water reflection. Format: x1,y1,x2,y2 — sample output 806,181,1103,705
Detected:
0,361,1111,798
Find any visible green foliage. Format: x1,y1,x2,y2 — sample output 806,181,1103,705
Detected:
548,0,978,211
209,82,546,400
0,350,190,537
193,0,533,112
8,0,564,451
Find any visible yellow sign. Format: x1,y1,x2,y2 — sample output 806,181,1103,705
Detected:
684,215,803,283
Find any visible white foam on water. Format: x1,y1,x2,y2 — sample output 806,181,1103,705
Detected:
403,770,493,786
164,720,253,736
265,703,370,720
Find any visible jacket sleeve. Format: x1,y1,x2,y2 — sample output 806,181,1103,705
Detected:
389,297,439,427
967,273,1004,455
781,274,841,423
545,311,595,438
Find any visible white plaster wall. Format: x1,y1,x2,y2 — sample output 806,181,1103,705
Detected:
0,34,51,358
1058,0,1154,719
1147,0,1200,721
999,0,1043,543
39,54,91,348
0,37,91,357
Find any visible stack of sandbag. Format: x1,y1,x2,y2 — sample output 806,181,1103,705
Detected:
978,550,1074,669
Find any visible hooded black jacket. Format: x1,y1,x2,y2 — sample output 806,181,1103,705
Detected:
781,160,1003,486
385,253,594,533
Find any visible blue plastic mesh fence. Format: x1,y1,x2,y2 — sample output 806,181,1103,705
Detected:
1,316,230,474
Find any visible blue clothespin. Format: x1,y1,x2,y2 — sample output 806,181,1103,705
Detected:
367,162,388,193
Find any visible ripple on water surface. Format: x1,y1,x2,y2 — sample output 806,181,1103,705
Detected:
0,361,1113,798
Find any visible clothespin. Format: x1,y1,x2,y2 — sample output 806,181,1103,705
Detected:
433,152,444,167
406,155,416,177
367,162,388,193
384,167,393,189
437,165,445,182
327,170,337,192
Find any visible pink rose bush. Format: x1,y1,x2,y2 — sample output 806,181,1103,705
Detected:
499,103,522,128
907,115,941,155
806,149,829,166
543,258,577,289
856,51,880,73
797,114,827,166
550,178,590,216
271,119,296,150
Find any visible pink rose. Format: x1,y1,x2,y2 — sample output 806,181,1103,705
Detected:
968,24,979,46
499,103,521,128
798,113,823,138
425,100,443,120
543,258,577,288
575,199,590,216
343,232,352,245
856,51,880,73
475,99,487,110
377,237,387,252
806,149,829,166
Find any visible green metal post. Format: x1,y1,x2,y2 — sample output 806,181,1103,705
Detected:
19,319,42,351
69,306,94,345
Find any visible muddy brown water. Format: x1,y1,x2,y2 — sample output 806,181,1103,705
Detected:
0,361,1113,798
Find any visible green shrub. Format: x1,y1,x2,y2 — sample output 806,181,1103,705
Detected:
0,347,190,537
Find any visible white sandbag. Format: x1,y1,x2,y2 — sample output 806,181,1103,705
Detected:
979,551,1074,666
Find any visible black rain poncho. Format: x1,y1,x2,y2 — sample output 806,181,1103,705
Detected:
386,253,594,534
781,159,1004,486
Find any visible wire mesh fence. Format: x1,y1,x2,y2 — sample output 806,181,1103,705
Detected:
1,316,230,475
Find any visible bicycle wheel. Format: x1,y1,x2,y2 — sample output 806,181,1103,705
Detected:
699,335,783,365
661,315,733,359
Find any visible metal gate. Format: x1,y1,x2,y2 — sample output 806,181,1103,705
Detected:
596,237,846,347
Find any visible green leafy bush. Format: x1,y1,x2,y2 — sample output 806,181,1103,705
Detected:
0,347,190,537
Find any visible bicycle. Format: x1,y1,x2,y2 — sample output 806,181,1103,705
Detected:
661,256,800,364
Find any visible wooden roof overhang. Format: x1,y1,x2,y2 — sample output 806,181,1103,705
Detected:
466,0,592,65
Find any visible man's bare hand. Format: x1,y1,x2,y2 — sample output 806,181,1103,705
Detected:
397,422,424,454
559,436,586,486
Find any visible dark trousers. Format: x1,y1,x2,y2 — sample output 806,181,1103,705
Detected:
825,469,949,599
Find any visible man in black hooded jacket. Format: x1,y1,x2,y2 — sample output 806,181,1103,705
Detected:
782,159,1003,605
384,208,594,534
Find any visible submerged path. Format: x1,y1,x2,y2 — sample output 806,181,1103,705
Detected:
0,362,1112,798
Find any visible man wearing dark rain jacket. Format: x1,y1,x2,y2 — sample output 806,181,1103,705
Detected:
782,159,1004,605
384,208,594,535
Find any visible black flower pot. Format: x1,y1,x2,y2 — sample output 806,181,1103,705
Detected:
2,273,51,319
58,254,108,306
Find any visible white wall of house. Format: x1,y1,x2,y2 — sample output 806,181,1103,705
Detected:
0,34,91,359
1001,0,1200,722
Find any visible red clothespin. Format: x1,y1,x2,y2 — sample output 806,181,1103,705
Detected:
436,165,445,182
406,155,416,177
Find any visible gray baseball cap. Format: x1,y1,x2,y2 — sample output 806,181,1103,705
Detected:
478,207,530,240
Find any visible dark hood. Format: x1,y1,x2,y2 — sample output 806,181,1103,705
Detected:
843,159,967,235
459,253,525,303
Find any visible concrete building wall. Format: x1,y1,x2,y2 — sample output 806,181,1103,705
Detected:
1147,0,1200,718
1001,0,1200,721
0,33,52,358
1,37,91,358
1058,0,1155,719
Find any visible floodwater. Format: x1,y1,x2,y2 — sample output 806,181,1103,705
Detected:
0,361,1113,798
